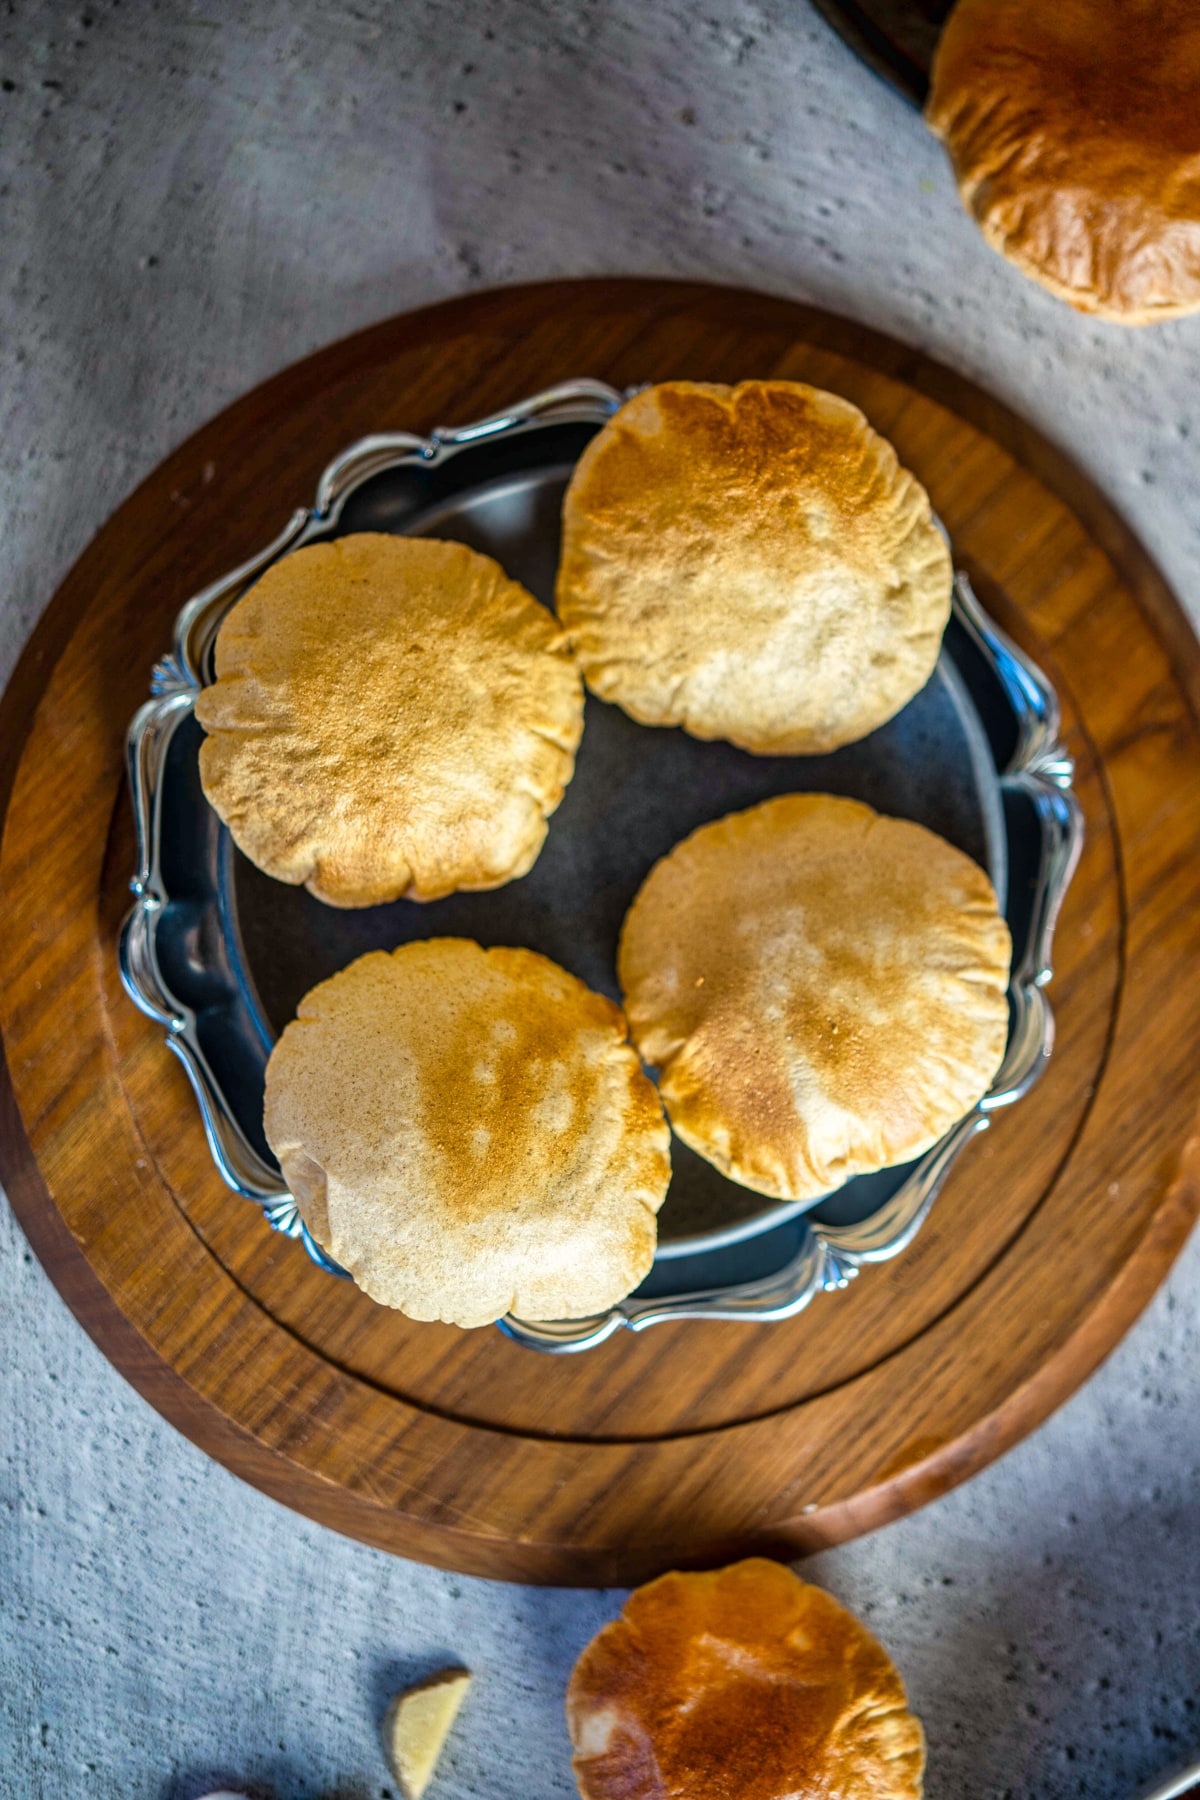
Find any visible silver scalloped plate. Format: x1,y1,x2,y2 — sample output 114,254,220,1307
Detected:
119,380,1082,1354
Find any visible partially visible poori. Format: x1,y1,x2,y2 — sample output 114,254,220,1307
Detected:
618,793,1012,1203
196,532,583,907
567,1558,926,1800
556,379,952,754
927,0,1200,323
263,939,671,1328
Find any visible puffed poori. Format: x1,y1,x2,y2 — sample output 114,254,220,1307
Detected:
197,532,584,906
618,793,1011,1202
263,939,671,1327
556,380,951,754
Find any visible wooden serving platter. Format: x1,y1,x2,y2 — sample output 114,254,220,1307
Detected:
2,280,1198,1586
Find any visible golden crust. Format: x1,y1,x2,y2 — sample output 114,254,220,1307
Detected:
566,1559,926,1800
926,0,1200,323
618,794,1011,1202
195,533,584,906
556,380,951,755
262,939,671,1328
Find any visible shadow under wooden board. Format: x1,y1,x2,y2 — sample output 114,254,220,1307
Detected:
2,279,1199,1586
810,0,950,107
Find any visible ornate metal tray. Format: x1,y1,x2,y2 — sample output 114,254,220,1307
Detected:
120,381,1082,1353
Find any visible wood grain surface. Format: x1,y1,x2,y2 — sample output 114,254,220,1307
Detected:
2,279,1198,1585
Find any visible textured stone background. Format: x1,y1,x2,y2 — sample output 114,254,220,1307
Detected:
1,4,1198,1799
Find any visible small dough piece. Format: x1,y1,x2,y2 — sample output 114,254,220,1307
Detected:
556,380,951,754
567,1559,926,1800
618,793,1011,1202
926,0,1200,323
196,532,584,906
381,1668,472,1800
263,939,671,1327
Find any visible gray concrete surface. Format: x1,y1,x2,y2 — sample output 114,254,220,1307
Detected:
1,4,1197,1798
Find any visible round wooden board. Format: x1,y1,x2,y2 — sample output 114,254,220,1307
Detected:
2,280,1199,1586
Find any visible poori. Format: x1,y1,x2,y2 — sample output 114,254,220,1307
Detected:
197,532,584,906
556,380,952,754
927,0,1200,323
618,793,1012,1202
567,1558,926,1800
263,938,671,1327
